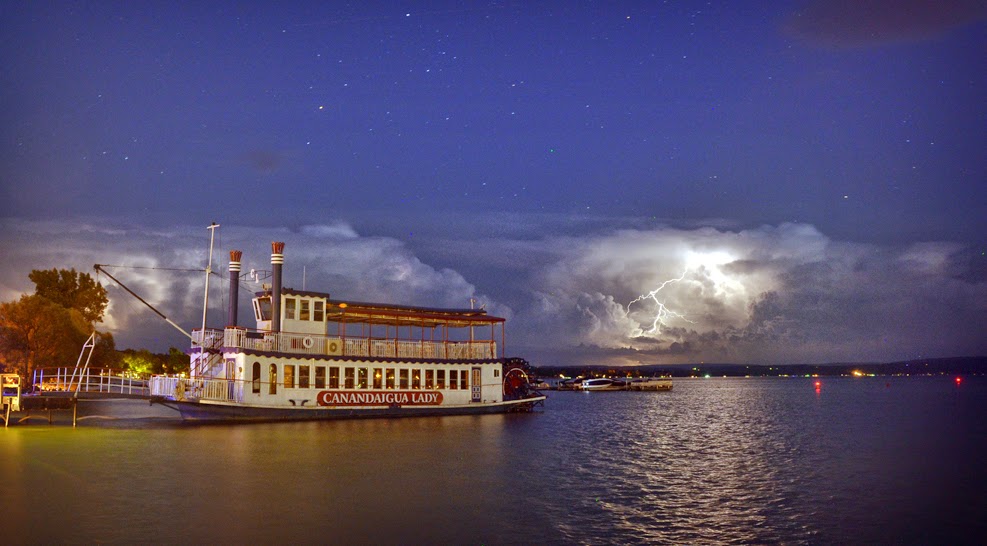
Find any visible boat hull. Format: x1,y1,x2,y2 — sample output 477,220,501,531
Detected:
152,396,546,422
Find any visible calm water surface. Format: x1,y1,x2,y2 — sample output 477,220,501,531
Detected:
2,377,984,545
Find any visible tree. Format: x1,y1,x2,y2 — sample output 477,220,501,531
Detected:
29,268,108,325
120,349,160,375
165,347,190,374
0,295,89,381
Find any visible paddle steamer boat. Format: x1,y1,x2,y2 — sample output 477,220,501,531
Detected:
149,242,545,421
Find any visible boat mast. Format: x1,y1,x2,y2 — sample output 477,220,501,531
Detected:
200,222,220,345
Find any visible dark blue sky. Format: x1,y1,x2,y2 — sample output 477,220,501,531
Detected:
2,1,985,365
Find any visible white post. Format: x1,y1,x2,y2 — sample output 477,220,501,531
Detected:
201,222,220,348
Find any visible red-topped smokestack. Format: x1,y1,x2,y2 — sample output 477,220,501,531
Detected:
271,242,284,333
228,250,242,327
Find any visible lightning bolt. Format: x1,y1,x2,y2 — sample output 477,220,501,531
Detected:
627,269,696,335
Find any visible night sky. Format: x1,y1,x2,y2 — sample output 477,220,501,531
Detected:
2,1,985,366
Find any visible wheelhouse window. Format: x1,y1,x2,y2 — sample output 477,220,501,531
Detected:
299,365,310,389
300,300,310,321
329,367,340,389
373,368,383,389
285,298,296,320
315,366,326,389
253,297,272,321
436,370,446,389
386,369,395,389
314,301,325,322
284,365,295,389
344,368,355,389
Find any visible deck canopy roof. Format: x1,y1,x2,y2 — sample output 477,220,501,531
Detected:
275,288,505,328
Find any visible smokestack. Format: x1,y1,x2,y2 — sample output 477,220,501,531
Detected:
271,242,285,333
228,250,242,327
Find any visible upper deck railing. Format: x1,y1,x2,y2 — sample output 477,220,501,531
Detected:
193,327,497,360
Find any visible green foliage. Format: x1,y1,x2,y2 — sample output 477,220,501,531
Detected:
29,268,108,324
117,347,189,375
120,349,160,375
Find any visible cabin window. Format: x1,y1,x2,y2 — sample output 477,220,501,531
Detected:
425,370,434,389
299,365,310,389
269,364,277,395
411,369,421,389
448,370,457,390
373,368,383,389
399,369,409,389
344,368,355,389
315,366,326,389
285,298,296,320
357,368,368,389
329,367,339,389
254,297,272,321
494,369,499,378
300,300,310,321
460,370,469,390
314,301,325,322
436,370,446,389
252,362,261,393
284,365,295,389
386,369,395,389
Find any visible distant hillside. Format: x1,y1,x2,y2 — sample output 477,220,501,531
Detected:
533,356,986,378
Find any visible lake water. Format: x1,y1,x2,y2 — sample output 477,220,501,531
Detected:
2,377,984,545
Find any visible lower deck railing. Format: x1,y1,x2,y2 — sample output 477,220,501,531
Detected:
150,376,243,403
32,367,150,396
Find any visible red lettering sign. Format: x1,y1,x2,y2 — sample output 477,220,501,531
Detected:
317,390,444,407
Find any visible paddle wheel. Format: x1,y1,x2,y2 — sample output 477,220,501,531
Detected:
502,357,539,402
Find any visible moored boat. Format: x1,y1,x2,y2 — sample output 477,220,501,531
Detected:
148,242,546,421
578,377,672,392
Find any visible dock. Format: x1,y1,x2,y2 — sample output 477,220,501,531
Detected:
2,368,172,427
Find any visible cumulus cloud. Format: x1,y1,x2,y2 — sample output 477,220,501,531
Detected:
508,223,986,365
1,217,983,366
0,219,491,352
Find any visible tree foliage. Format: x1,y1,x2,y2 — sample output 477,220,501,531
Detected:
0,295,89,379
0,269,117,381
29,268,108,324
118,347,189,375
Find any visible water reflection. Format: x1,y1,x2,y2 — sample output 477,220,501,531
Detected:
2,377,984,544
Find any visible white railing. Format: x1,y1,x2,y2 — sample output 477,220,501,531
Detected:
209,327,496,360
191,329,224,350
150,376,244,403
32,367,150,396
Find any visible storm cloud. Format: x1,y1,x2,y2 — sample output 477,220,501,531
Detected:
1,217,983,366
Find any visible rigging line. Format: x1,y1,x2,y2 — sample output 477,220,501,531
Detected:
95,264,206,273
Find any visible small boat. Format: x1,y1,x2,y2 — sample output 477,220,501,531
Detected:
580,378,624,391
147,242,546,422
579,377,672,392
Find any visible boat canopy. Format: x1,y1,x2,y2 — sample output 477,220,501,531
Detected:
275,288,505,329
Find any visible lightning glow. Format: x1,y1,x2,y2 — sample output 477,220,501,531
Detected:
627,268,695,335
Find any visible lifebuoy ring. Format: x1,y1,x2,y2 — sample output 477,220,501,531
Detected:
302,336,314,349
328,342,339,353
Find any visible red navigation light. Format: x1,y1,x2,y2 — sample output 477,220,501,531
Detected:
955,376,962,386
814,381,821,390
